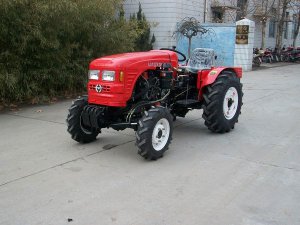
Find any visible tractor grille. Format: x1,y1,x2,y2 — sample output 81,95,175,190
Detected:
89,84,111,92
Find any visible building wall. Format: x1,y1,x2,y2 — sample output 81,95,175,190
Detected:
124,0,300,50
245,0,300,48
253,21,297,49
124,0,209,49
124,0,177,49
124,0,239,49
124,0,204,49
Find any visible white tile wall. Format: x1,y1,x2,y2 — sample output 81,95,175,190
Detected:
124,0,300,50
124,0,204,49
234,19,255,71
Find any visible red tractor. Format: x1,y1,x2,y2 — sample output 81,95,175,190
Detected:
67,48,243,160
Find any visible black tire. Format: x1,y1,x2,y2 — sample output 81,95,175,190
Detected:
202,71,243,133
267,56,272,63
67,96,98,143
282,55,290,62
279,55,284,62
253,57,261,66
136,107,173,160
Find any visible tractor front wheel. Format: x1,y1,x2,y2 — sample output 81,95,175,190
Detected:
67,96,99,143
202,72,243,133
136,107,173,160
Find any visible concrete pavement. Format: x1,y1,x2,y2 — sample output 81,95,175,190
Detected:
0,64,300,225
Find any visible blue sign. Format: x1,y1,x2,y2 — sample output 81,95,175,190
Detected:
176,23,236,66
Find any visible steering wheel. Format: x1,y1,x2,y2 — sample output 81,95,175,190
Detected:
160,48,187,62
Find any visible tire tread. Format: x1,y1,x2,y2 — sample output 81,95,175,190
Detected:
202,72,243,133
136,107,173,160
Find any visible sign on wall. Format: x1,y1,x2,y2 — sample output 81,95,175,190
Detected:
236,25,249,44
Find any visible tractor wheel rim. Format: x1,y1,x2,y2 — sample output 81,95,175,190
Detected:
223,87,239,120
152,118,170,151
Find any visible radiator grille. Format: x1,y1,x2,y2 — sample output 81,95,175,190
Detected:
89,84,111,92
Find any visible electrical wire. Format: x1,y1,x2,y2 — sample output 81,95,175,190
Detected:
126,89,171,123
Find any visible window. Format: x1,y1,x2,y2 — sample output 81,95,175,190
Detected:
212,10,223,23
284,12,289,39
292,14,298,39
269,19,276,38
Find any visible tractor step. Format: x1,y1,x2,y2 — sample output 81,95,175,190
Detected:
176,99,200,108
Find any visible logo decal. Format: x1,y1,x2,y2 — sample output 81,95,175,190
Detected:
96,84,103,93
209,70,218,76
148,62,163,67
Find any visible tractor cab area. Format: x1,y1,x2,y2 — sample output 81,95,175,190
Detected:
173,48,217,109
179,48,216,73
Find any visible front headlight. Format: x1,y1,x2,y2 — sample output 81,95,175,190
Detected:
102,70,115,81
88,70,100,80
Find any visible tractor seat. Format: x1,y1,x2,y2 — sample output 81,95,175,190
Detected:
185,48,215,73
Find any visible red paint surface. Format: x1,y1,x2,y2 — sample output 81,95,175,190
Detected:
88,50,242,107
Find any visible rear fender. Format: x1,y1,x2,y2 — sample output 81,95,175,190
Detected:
198,67,242,100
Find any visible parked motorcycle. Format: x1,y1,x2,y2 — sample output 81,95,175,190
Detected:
271,48,280,62
281,46,294,62
262,48,273,63
289,47,300,62
253,48,262,66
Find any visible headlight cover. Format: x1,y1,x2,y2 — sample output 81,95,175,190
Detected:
88,70,100,80
102,70,115,81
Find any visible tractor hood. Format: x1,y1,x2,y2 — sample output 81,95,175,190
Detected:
89,50,178,70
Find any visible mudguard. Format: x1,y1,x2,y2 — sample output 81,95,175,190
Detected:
198,67,242,99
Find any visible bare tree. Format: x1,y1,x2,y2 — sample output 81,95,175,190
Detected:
224,0,299,48
234,0,299,49
236,0,250,20
251,0,277,48
275,0,292,51
173,17,214,58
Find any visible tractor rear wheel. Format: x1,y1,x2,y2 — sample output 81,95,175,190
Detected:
136,107,173,160
202,71,243,133
67,96,99,143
